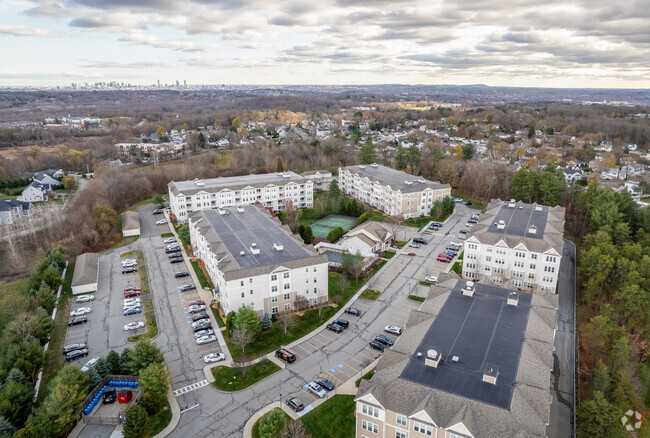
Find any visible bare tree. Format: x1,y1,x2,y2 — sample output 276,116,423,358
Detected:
386,215,404,243
231,325,255,353
294,295,309,312
317,305,326,321
281,420,312,438
277,311,297,335
336,274,350,297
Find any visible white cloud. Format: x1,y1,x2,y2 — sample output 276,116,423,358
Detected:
0,24,58,37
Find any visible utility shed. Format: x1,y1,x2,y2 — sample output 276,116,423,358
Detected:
71,253,99,295
121,211,140,237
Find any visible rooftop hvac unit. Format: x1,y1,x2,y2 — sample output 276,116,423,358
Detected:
483,364,499,385
371,163,379,168
405,180,413,185
236,206,244,213
508,199,516,207
239,251,245,256
507,291,519,306
497,220,506,229
425,349,442,368
273,243,284,251
282,172,291,178
535,205,543,211
195,180,204,187
218,209,226,215
528,225,537,234
250,243,260,255
359,165,366,169
417,178,426,183
462,281,475,297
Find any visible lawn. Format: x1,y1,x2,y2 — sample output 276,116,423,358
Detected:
209,305,226,328
458,250,464,260
404,215,449,229
147,400,172,437
451,261,462,276
252,408,291,438
190,260,213,289
0,279,30,337
393,240,407,249
365,209,386,222
383,251,396,259
0,194,17,200
367,260,387,278
161,232,173,238
408,295,426,302
359,289,381,301
301,395,356,438
451,191,487,212
107,235,138,251
128,194,167,211
211,360,280,391
355,369,375,387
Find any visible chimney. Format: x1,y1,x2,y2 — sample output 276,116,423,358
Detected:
507,291,519,306
483,364,498,384
497,220,506,229
535,204,543,211
462,281,475,297
250,243,260,255
425,349,442,368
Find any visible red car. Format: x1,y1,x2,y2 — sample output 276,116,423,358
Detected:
437,254,452,263
124,290,141,298
188,300,205,307
124,287,141,292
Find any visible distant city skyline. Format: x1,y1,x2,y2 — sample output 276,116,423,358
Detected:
1,0,649,89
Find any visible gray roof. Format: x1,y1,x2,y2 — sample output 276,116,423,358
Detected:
71,253,99,287
189,205,327,281
121,211,140,231
0,199,32,212
168,171,310,196
356,277,557,438
340,164,450,193
467,199,565,254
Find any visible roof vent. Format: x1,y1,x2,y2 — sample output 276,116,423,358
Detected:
239,251,245,256
462,281,475,297
282,172,291,178
273,243,284,251
237,206,244,213
250,243,260,255
519,206,523,209
359,165,366,169
497,220,506,230
195,180,204,186
483,364,499,385
417,177,426,183
507,291,519,306
425,349,442,368
371,163,379,168
451,355,459,363
528,225,537,234
509,199,516,207
218,209,226,215
535,205,543,211
405,180,413,185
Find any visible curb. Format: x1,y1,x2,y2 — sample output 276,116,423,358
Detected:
152,387,181,438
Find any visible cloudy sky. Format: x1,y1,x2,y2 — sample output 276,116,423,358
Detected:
1,0,649,88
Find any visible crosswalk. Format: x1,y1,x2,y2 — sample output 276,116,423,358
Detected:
173,379,209,397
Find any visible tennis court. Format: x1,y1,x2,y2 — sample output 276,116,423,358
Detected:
310,214,358,238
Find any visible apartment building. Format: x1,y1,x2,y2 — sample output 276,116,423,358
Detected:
355,275,557,438
338,164,451,218
462,199,565,293
168,171,314,223
188,205,328,316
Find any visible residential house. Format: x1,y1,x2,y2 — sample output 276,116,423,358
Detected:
339,221,393,254
0,199,34,225
300,170,333,191
562,166,584,183
33,169,62,186
20,181,51,202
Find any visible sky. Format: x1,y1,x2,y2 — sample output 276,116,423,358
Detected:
1,0,649,88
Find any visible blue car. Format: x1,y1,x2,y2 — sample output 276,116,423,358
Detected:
444,250,456,258
123,307,141,316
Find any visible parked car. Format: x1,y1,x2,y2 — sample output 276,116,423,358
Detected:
194,329,215,338
373,334,394,346
122,260,137,267
152,209,163,215
75,294,95,303
308,382,327,398
80,357,98,372
164,237,177,244
275,348,297,363
333,319,349,329
175,272,190,278
408,243,420,248
123,298,141,308
286,397,305,412
63,343,86,354
437,255,452,263
460,229,469,235
468,219,478,225
191,312,209,322
407,252,417,256
326,323,343,333
314,377,335,391
156,219,168,225
124,290,141,298
458,234,467,240
464,201,472,206
179,284,196,291
196,335,217,345
424,276,438,284
68,316,87,326
203,353,225,363
123,307,141,316
65,348,88,362
124,287,141,292
165,248,180,254
431,222,443,227
384,325,403,336
428,224,440,230
465,222,475,227
188,304,206,313
444,250,457,258
124,321,145,331
344,307,361,316
170,258,183,264
450,241,463,248
413,237,427,244
369,340,385,352
188,300,205,307
192,320,212,331
70,307,91,317
122,267,137,274
168,252,182,259
103,388,117,404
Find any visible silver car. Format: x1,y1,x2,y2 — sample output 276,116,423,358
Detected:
75,294,95,303
196,335,217,345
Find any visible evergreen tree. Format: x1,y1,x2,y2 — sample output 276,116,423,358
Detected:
276,158,284,172
106,350,120,374
589,360,611,398
123,404,148,438
358,139,376,165
0,416,16,438
576,391,626,438
119,348,132,374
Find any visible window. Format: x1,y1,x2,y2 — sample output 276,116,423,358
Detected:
240,280,244,286
396,414,407,426
250,301,254,307
312,298,318,305
306,278,309,283
361,420,379,434
496,248,506,255
249,289,253,295
513,280,522,287
271,274,277,281
486,246,493,253
314,287,317,293
467,243,478,250
283,272,290,279
306,268,309,272
271,306,278,314
361,404,380,418
546,255,557,263
284,283,290,290
396,432,406,438
515,251,526,258
314,267,317,272
313,277,317,283
544,266,555,273
531,254,538,260
493,276,503,284
530,263,536,269
284,303,291,311
514,261,524,268
271,296,278,303
513,270,523,278
249,278,253,283
485,256,492,262
413,421,433,436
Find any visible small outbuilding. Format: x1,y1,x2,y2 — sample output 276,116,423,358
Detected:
71,252,99,295
121,211,140,237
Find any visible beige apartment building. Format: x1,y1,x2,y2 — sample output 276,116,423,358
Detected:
338,164,451,218
356,274,557,438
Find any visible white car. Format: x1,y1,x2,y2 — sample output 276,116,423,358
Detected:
163,237,176,244
408,243,420,248
124,321,145,331
75,294,95,303
307,382,327,398
194,329,215,338
203,352,226,363
124,305,141,313
81,357,99,372
156,219,168,225
122,258,136,265
384,325,403,336
188,304,206,313
465,222,474,227
123,298,142,308
196,335,217,345
424,276,438,284
458,234,467,240
70,307,91,317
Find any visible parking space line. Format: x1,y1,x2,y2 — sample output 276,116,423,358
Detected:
349,356,365,365
352,301,370,308
196,346,221,357
343,362,360,373
310,336,326,346
305,340,320,350
292,350,304,359
317,332,336,342
295,344,312,355
357,351,375,361
334,367,352,379
393,309,410,316
301,388,317,400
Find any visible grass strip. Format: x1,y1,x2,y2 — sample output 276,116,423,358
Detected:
301,395,356,438
407,295,425,302
211,360,280,391
359,289,381,301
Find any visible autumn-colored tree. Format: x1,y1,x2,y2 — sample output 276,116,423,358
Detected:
155,126,167,136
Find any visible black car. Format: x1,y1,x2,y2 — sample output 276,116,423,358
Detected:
333,319,349,329
170,258,183,264
344,307,361,316
275,348,297,363
168,252,182,259
63,343,86,354
175,272,190,278
369,340,385,352
103,388,116,404
165,247,180,254
192,321,212,332
464,201,472,206
431,222,443,227
313,377,335,391
413,237,428,245
152,209,163,215
373,334,394,346
286,397,305,412
122,267,137,274
191,312,209,322
326,323,343,333
65,348,88,361
68,316,87,326
179,284,196,291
